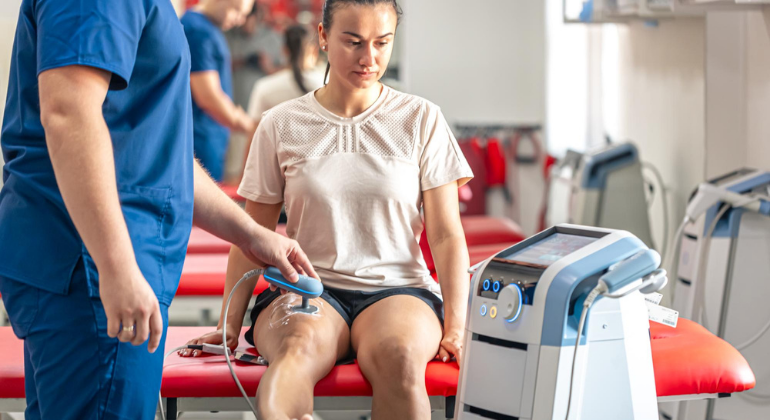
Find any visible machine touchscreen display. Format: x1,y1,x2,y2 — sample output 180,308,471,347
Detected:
499,233,598,269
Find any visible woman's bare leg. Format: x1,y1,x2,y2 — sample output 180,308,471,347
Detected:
351,295,443,420
253,296,350,420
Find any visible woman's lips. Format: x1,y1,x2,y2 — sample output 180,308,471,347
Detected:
354,71,377,78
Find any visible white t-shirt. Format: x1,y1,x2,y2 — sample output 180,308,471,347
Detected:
246,67,326,121
238,85,473,296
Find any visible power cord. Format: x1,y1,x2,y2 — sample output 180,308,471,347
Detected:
158,345,206,420
157,269,265,420
642,161,670,258
564,283,607,420
222,268,265,417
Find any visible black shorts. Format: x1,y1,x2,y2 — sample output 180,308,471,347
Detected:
245,286,444,347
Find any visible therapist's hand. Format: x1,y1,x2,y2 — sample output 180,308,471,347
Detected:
237,226,319,286
99,266,163,353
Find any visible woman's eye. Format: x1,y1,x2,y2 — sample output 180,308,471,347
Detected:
378,42,389,46
349,41,361,46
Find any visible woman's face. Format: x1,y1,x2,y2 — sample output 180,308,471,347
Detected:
319,4,397,90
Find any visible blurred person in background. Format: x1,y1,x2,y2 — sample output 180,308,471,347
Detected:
182,0,258,182
237,24,326,174
228,4,287,109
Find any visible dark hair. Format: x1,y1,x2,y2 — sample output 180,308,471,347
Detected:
321,0,403,84
285,25,311,94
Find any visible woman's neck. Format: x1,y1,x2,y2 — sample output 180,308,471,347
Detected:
315,78,383,119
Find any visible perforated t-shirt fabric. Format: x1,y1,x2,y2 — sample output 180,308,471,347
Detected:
238,86,473,296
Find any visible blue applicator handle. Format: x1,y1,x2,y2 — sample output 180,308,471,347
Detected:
263,266,323,299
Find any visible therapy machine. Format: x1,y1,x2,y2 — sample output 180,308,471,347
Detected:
547,143,659,250
455,224,667,419
665,168,770,420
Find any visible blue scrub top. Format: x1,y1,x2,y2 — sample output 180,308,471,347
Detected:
0,0,195,305
181,11,233,182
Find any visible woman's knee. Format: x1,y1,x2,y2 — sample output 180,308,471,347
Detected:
359,338,428,389
268,323,325,362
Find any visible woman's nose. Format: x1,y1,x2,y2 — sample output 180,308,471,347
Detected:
359,44,376,68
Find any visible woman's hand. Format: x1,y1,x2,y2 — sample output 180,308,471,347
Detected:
178,328,239,357
438,326,464,368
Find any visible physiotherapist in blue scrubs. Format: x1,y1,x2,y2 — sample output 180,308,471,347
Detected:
0,1,317,419
183,0,258,182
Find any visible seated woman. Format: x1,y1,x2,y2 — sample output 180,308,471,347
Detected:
236,23,326,179
182,1,473,419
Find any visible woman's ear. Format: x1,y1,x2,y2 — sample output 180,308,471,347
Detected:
318,22,328,51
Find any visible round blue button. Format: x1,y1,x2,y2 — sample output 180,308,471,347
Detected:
492,281,502,293
480,304,488,316
482,279,491,291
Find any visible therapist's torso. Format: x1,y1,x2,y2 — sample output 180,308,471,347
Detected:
181,10,233,173
0,0,195,305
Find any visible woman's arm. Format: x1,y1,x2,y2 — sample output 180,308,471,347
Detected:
182,200,284,355
218,200,284,332
423,182,470,365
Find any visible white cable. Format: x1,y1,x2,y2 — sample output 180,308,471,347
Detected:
642,162,670,259
222,268,265,418
158,345,198,420
738,389,770,404
695,204,729,331
663,216,688,304
692,198,770,352
564,284,606,420
735,317,770,351
156,269,266,419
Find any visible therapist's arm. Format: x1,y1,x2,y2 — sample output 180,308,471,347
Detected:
39,65,163,352
192,160,317,282
181,200,283,356
190,71,255,136
423,182,470,367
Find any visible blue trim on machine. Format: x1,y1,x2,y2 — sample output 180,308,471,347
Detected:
599,249,660,293
761,200,770,216
706,208,745,239
703,172,770,237
581,143,639,190
540,236,648,347
579,0,594,22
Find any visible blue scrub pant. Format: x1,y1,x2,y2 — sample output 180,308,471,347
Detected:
0,261,169,420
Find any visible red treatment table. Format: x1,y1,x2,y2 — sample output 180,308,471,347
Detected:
179,216,525,324
0,319,755,418
170,254,272,324
187,224,288,254
187,215,526,272
219,183,245,203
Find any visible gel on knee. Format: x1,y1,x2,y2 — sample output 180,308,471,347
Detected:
263,267,324,314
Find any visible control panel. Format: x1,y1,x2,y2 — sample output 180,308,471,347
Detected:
475,262,542,323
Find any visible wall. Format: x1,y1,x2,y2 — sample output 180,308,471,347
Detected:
400,0,545,126
745,9,770,172
544,0,593,158
701,9,770,177
601,18,707,251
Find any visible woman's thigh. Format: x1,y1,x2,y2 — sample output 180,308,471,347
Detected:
254,294,350,366
351,294,443,365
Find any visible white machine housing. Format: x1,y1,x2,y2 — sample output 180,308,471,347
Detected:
665,168,770,420
455,224,659,420
547,143,654,248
